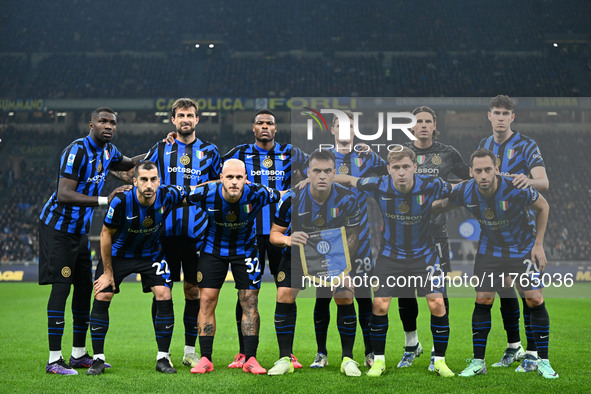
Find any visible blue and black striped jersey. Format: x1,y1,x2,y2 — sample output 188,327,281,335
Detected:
310,149,387,266
40,135,123,234
449,175,539,258
104,185,189,258
274,190,292,231
404,141,470,240
144,138,221,239
222,142,308,235
357,174,451,259
291,183,361,234
478,132,545,176
187,183,282,258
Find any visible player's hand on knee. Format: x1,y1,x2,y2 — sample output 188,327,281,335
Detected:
531,244,547,272
162,132,177,145
94,273,116,296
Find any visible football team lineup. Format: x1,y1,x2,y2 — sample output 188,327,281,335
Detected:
39,96,561,380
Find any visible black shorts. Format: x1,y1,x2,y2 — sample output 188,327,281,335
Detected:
161,236,200,283
276,253,306,290
197,252,262,290
38,221,92,286
474,252,542,293
257,234,284,276
372,253,445,298
95,254,172,294
434,237,451,274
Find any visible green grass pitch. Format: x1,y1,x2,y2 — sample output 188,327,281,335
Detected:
1,282,590,392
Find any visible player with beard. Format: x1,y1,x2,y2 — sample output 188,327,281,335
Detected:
433,149,557,379
40,107,141,374
184,159,283,374
140,98,221,368
306,110,387,369
478,95,549,372
86,161,189,375
223,110,308,369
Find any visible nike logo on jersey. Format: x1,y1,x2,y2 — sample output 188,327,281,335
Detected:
165,151,177,155
88,158,96,163
381,197,394,201
298,212,310,216
467,204,479,208
126,215,138,220
207,208,219,212
246,154,256,159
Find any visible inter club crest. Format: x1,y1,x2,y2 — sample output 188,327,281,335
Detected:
313,216,325,227
226,212,237,222
180,154,191,165
143,217,154,227
262,157,273,168
398,202,410,214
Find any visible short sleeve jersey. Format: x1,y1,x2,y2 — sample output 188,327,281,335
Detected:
40,135,123,234
223,142,308,235
449,175,539,258
186,183,282,258
478,132,545,176
357,174,451,259
144,137,221,240
104,185,189,258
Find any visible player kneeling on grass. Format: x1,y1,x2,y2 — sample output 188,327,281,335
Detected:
433,149,558,379
87,161,189,375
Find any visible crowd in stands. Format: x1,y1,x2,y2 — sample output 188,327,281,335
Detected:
1,127,589,263
2,0,589,53
2,0,591,98
0,51,585,98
